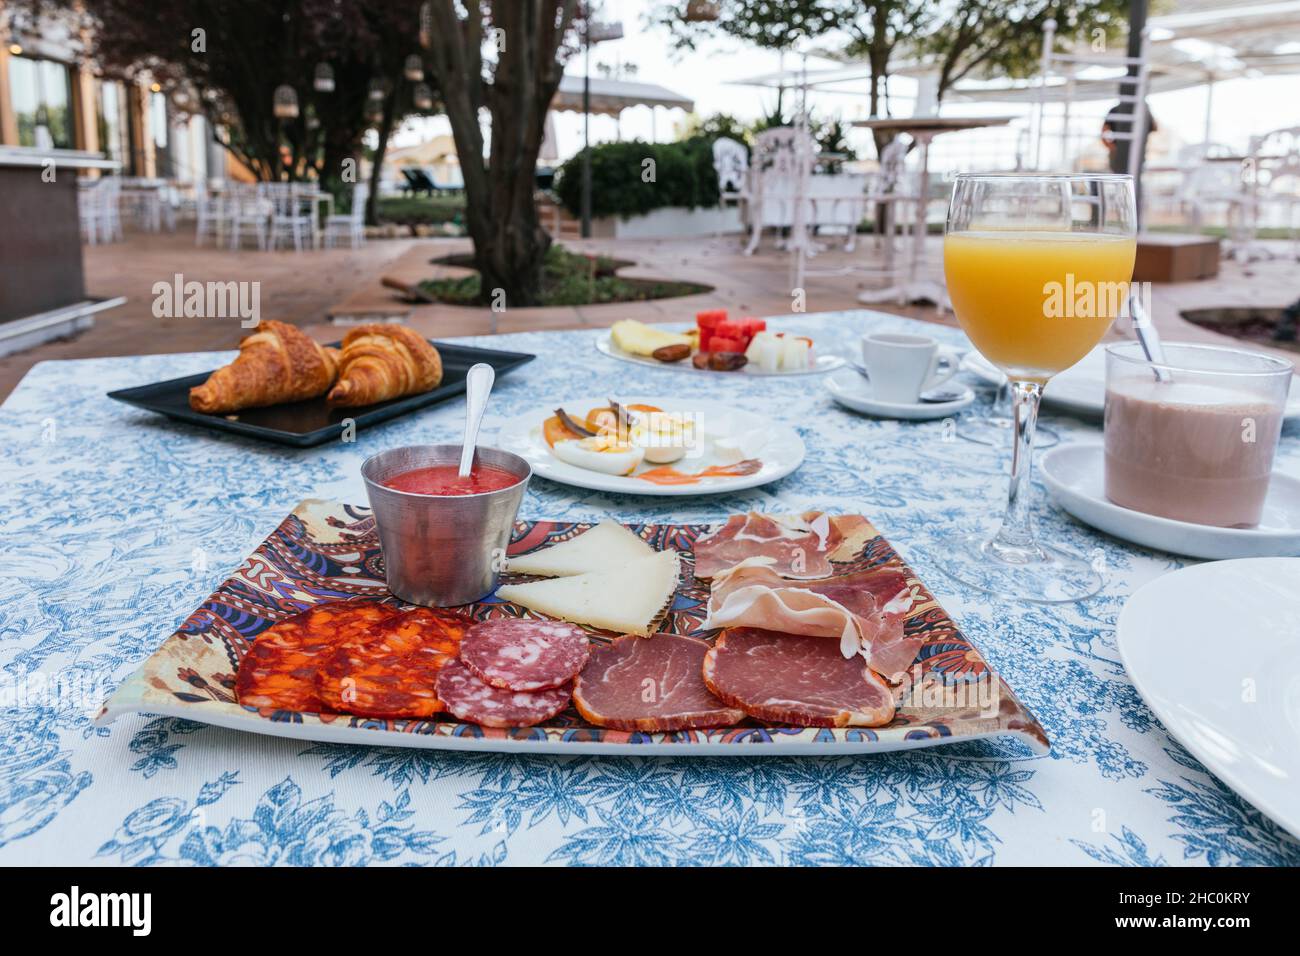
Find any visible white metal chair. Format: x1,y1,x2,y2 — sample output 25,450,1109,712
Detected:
194,181,230,246
712,137,748,206
1249,126,1300,261
323,183,368,249
1033,18,1151,178
227,182,270,250
264,182,315,252
79,176,123,245
743,126,816,256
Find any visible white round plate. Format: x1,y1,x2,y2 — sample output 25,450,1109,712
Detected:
1040,443,1300,560
825,369,975,420
1117,558,1300,838
495,397,806,496
963,345,1300,421
595,332,845,376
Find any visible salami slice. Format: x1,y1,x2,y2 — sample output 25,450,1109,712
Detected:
460,619,590,691
435,659,572,728
702,627,896,727
318,607,467,719
573,633,745,732
235,601,399,713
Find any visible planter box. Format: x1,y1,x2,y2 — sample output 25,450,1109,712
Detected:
591,205,742,240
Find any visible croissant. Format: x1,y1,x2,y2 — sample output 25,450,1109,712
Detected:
327,324,443,407
189,320,341,414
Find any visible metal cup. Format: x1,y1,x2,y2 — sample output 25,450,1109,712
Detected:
361,444,531,607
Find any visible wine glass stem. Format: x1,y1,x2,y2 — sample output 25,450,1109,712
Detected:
992,380,1043,553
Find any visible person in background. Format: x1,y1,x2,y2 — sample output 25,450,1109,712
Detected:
1101,103,1157,174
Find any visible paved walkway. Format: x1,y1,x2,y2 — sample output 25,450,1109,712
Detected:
2,229,1296,400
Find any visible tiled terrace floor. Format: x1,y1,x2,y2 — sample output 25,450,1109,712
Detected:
2,228,1296,400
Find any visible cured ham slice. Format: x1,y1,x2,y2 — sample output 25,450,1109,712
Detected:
435,660,572,728
460,619,590,691
693,511,843,580
317,607,466,719
702,627,896,727
572,633,745,732
236,601,399,713
701,559,921,677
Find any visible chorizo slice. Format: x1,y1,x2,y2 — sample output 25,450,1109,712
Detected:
235,601,399,713
317,607,468,719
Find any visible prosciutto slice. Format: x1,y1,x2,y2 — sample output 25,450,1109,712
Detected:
701,559,921,678
693,511,843,580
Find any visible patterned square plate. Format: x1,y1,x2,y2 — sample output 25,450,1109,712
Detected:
97,499,1050,756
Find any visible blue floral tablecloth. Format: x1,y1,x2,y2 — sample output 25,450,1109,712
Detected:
2,310,1298,867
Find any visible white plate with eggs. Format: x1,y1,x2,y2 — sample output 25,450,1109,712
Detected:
495,397,806,496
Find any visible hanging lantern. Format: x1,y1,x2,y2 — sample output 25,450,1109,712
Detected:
313,63,335,92
684,0,720,21
273,84,299,119
305,115,320,131
404,54,424,82
368,78,386,102
419,2,432,48
413,83,434,111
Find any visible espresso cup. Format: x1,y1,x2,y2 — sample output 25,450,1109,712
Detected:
861,332,958,403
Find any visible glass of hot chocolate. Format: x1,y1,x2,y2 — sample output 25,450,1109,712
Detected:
1104,343,1293,527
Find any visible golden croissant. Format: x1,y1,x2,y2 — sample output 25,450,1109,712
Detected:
189,320,341,414
327,325,443,407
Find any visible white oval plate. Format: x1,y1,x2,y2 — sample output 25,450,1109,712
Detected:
1117,558,1300,838
826,369,975,420
595,332,845,376
1040,443,1300,560
963,345,1300,421
495,397,806,496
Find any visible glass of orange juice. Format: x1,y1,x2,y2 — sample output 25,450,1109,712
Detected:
943,173,1136,602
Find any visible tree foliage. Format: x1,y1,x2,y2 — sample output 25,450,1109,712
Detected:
654,0,1129,155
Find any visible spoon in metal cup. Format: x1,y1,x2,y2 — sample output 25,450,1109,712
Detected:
458,362,495,477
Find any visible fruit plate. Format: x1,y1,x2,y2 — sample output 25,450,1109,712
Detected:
95,498,1050,757
595,331,845,376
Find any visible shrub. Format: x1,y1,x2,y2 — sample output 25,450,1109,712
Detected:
554,137,720,220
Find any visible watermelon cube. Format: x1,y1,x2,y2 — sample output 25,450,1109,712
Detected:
708,335,745,354
696,309,728,331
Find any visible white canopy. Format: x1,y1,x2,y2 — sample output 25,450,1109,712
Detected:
551,75,695,116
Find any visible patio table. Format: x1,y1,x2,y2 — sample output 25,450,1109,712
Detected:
2,310,1298,867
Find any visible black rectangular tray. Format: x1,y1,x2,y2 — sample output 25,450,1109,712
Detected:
107,340,535,447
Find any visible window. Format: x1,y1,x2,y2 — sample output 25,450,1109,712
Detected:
8,54,74,149
97,80,135,174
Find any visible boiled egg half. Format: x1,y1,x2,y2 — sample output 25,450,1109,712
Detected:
629,411,694,464
551,434,645,475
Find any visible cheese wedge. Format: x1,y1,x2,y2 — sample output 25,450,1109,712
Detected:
507,520,654,577
496,550,680,636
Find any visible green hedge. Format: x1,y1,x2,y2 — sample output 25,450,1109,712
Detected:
554,136,720,220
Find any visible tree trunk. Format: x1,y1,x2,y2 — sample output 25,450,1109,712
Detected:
424,0,576,308
367,86,401,227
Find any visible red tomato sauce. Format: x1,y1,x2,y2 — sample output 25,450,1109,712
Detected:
383,464,522,496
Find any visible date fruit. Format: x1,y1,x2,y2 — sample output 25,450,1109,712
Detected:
652,343,692,363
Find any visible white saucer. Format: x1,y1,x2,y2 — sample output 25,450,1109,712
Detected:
1118,558,1300,838
1040,443,1300,560
826,370,975,421
964,345,1300,421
